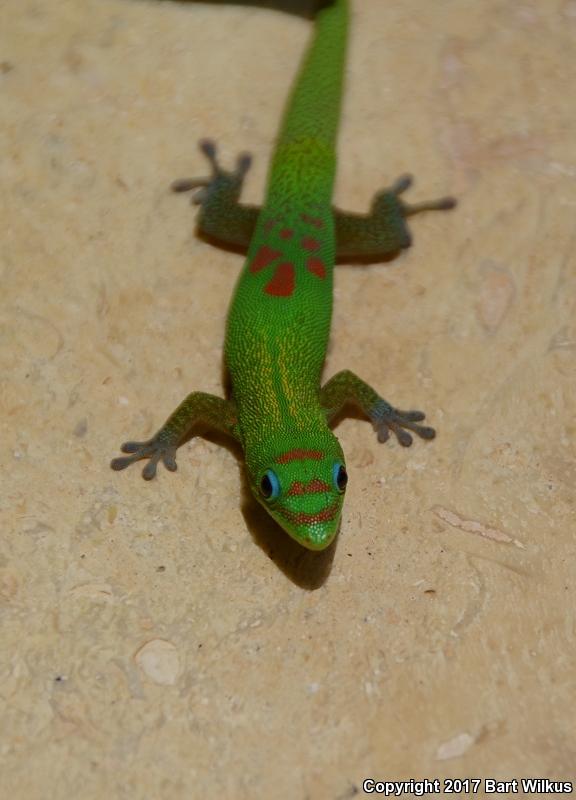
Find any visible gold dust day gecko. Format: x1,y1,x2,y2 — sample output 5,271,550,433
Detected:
111,0,455,550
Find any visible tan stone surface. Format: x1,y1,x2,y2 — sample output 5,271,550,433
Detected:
1,0,575,798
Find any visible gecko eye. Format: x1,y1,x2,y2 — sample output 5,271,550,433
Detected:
260,469,280,500
333,462,348,493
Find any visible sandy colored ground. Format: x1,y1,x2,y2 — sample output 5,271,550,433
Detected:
1,0,575,798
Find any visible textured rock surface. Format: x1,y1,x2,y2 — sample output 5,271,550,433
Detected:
1,1,574,797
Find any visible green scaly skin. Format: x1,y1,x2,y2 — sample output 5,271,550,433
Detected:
111,0,455,551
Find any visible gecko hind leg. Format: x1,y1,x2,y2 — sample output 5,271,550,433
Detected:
335,175,456,262
171,139,251,204
172,139,258,251
371,173,457,251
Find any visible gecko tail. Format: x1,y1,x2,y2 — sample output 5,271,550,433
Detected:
274,0,349,153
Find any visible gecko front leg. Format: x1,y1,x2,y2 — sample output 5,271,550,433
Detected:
320,369,435,446
111,392,240,480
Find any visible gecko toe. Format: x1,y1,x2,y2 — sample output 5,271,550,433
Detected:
435,196,457,210
237,152,252,174
391,174,413,195
110,455,136,471
142,456,161,481
396,410,426,422
171,177,206,193
199,138,217,160
162,451,178,472
415,425,436,440
404,195,458,217
376,426,390,444
390,424,413,447
121,440,149,454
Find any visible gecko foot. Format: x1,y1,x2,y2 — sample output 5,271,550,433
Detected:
389,174,456,217
370,402,436,447
171,139,252,205
110,437,178,481
367,176,456,253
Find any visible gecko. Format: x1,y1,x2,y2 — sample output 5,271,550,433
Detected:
111,0,455,551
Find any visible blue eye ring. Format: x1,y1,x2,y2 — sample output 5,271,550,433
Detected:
333,462,348,493
260,469,280,500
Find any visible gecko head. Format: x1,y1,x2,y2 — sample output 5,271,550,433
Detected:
245,427,347,551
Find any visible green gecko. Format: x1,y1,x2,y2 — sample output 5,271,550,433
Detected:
111,0,455,551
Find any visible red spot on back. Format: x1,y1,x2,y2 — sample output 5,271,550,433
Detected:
250,245,281,273
280,228,294,240
307,257,327,279
287,478,331,496
265,262,295,297
275,449,324,464
301,213,325,229
302,237,321,251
